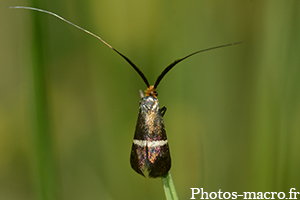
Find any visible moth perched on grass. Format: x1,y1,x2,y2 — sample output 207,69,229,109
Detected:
11,6,242,178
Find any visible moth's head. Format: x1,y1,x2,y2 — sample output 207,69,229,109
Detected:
145,85,158,98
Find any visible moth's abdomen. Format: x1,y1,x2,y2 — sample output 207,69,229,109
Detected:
130,96,171,178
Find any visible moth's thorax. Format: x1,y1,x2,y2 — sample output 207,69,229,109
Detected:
140,96,160,113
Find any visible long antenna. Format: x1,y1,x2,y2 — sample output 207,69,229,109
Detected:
11,6,243,91
154,41,244,89
10,6,150,87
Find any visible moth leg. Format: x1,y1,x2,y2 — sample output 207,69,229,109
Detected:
160,106,167,117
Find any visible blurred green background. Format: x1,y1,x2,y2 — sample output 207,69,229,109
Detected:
1,0,300,199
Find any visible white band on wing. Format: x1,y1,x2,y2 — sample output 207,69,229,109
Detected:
133,140,168,148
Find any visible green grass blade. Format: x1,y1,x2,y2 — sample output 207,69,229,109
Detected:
161,172,178,200
26,3,60,200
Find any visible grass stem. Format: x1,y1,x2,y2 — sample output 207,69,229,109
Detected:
162,172,178,200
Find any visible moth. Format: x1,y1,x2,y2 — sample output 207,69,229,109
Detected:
11,6,242,178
